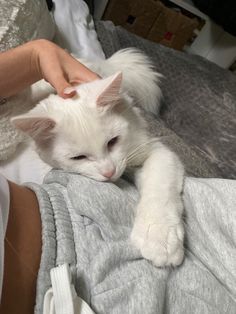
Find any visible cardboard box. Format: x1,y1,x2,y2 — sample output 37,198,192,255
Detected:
103,0,199,50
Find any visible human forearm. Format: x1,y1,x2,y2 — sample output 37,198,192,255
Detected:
0,39,99,98
0,40,41,98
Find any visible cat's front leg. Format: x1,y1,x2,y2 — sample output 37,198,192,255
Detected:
130,142,185,267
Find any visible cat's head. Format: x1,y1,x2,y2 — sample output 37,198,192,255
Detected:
12,72,138,182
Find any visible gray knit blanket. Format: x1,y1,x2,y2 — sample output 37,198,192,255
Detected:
29,171,236,314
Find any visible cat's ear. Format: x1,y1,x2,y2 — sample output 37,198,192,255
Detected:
96,72,122,107
11,115,56,144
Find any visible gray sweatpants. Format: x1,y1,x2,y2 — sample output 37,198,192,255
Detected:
29,170,236,314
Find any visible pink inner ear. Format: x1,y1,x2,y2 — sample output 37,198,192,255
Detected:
12,117,56,140
96,72,122,107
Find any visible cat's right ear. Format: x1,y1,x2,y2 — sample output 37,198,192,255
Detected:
11,115,56,144
96,72,122,108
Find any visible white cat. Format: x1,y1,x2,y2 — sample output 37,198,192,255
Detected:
11,49,184,267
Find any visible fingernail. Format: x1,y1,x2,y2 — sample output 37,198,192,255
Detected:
63,87,76,95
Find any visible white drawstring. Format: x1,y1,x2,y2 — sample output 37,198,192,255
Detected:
43,264,95,314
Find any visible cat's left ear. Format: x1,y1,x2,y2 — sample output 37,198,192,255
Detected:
11,115,56,145
96,71,122,108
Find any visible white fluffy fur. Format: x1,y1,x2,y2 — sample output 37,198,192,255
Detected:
79,48,162,114
11,49,184,267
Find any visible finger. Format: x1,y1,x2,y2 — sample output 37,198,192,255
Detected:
63,86,77,98
47,72,76,99
67,57,100,83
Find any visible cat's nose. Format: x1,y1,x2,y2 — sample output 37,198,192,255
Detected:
102,168,115,179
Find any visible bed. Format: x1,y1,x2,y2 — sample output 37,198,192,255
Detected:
0,1,236,313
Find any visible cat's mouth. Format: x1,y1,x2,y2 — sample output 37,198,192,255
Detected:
99,172,120,182
100,175,117,182
86,173,117,182
85,166,125,182
104,170,124,183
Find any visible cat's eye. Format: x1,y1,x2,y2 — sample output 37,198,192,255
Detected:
70,155,87,160
107,136,119,150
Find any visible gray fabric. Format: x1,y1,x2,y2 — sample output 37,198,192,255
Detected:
141,110,219,178
95,21,236,179
29,170,236,314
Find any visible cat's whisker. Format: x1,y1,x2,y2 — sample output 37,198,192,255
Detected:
127,149,149,164
126,138,160,163
128,138,159,153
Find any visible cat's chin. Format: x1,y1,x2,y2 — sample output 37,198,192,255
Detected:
88,173,122,183
97,176,119,183
109,175,121,182
86,174,114,182
110,168,126,182
85,168,124,182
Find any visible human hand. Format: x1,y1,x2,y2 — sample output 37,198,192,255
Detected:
32,39,100,98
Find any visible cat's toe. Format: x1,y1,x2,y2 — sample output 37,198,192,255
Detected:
141,240,168,266
166,224,184,266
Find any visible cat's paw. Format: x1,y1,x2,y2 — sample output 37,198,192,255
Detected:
131,213,184,267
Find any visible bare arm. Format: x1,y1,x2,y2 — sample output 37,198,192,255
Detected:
0,39,99,98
